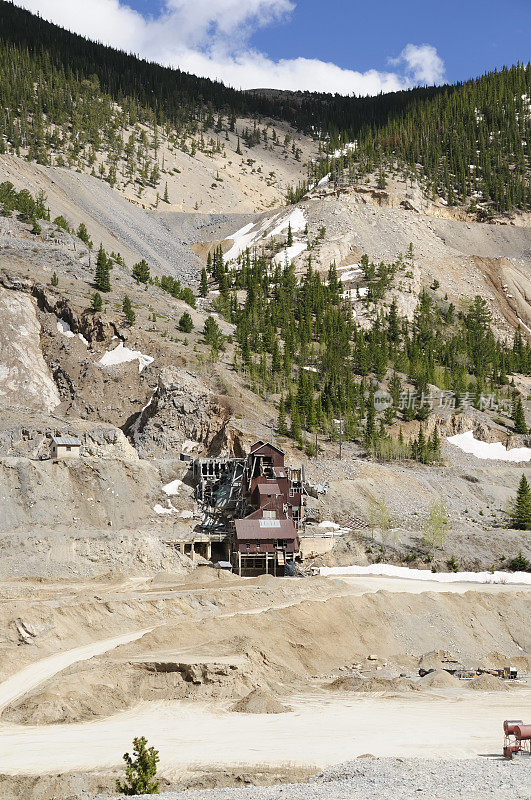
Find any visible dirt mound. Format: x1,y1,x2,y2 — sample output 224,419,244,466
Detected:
467,674,508,691
230,688,291,714
327,675,418,693
421,670,461,688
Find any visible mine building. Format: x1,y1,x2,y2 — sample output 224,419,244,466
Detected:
51,435,82,460
193,441,304,575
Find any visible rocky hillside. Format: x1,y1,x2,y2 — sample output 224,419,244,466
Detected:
0,172,529,577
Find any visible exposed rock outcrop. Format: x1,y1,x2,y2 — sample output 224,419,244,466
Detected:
130,366,231,458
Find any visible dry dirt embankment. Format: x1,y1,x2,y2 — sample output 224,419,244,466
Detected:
0,572,528,800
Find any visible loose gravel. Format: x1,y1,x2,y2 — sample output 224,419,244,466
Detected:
128,758,531,800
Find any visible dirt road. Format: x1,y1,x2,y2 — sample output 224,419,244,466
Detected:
0,575,528,777
0,628,151,712
0,691,528,775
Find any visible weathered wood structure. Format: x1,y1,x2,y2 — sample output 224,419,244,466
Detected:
193,441,304,575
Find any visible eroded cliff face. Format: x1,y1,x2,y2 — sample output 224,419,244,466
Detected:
0,286,60,412
130,365,232,458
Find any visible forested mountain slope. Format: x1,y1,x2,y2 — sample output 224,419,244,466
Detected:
0,1,528,214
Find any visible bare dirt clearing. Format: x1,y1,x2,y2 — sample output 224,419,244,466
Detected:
0,571,528,800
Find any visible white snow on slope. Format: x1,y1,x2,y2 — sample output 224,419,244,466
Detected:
268,208,306,237
154,503,175,515
320,563,531,585
98,342,154,373
340,268,362,282
225,209,308,263
273,242,307,266
447,430,531,462
332,142,357,158
57,320,88,346
223,222,256,261
162,479,183,496
317,174,330,187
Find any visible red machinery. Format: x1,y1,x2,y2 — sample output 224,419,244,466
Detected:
503,720,531,759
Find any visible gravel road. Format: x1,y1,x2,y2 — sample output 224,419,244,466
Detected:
128,758,531,800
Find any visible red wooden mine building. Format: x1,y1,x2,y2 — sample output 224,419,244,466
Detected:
233,441,304,576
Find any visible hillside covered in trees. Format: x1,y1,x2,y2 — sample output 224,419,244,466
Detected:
204,240,531,462
0,1,529,213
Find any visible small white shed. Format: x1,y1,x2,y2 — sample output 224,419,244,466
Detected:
51,435,82,460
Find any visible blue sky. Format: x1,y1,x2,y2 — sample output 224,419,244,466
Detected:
17,0,531,93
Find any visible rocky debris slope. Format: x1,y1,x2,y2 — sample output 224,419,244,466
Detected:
131,366,232,458
301,189,531,336
0,410,137,460
5,582,528,724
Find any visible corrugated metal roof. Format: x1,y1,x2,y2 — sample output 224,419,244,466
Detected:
52,436,82,446
235,518,296,540
257,483,281,495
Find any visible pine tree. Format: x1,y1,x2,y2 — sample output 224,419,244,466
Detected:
429,427,441,462
91,292,102,312
163,182,169,203
290,401,302,442
132,259,150,284
511,474,531,530
199,267,208,297
77,222,92,249
286,222,293,247
122,295,135,325
50,271,59,287
178,312,193,333
116,736,159,796
512,396,528,434
364,397,375,449
94,244,111,292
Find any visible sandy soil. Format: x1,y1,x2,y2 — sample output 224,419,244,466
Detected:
0,628,151,713
0,572,528,782
0,689,529,776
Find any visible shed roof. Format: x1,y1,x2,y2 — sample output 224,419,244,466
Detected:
256,482,281,496
250,441,285,456
52,436,82,446
235,518,297,541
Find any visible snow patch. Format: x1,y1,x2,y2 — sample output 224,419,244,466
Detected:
223,222,256,261
57,320,74,338
98,342,154,373
340,269,362,282
268,208,306,237
320,563,531,585
273,242,307,266
57,320,88,346
447,430,531,462
162,479,183,496
224,209,307,263
153,503,175,515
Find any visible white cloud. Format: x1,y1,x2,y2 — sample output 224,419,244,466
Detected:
15,0,445,95
389,43,446,86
